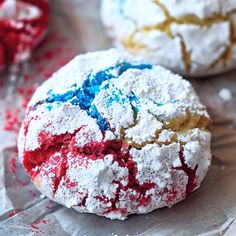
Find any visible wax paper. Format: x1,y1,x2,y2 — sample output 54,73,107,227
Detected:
1,0,236,235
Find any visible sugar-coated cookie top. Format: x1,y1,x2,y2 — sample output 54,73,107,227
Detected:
0,0,41,20
21,48,208,153
18,49,211,220
101,0,236,76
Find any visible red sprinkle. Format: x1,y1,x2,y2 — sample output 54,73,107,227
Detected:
4,109,21,132
31,219,49,230
29,190,37,197
7,210,17,218
10,157,17,174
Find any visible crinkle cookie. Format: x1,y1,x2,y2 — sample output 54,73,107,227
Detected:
101,0,236,77
18,49,212,220
0,0,49,70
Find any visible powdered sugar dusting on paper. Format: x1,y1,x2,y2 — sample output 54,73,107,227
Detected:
18,48,212,220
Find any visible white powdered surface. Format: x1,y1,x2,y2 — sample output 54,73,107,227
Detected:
101,0,236,77
18,49,211,220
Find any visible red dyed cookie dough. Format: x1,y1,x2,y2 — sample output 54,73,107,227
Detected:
0,0,49,69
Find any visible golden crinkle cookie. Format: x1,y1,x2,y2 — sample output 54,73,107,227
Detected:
101,0,236,77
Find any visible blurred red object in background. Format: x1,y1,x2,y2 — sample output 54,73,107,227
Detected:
0,0,50,70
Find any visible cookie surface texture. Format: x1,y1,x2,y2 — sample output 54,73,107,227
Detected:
18,49,212,220
101,0,236,77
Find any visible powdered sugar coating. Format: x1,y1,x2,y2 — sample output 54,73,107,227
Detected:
0,0,41,20
101,0,236,77
18,49,212,220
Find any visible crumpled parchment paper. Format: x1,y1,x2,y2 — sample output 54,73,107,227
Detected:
1,0,236,235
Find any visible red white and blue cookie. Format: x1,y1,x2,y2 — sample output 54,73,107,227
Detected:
18,49,212,220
